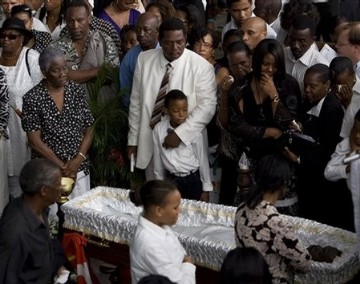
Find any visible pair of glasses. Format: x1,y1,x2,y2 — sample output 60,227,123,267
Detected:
0,34,21,40
194,41,213,49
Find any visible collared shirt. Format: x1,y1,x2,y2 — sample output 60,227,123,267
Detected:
355,61,360,79
22,80,94,173
0,198,54,284
127,48,217,169
285,42,330,95
120,42,160,109
153,118,213,192
221,13,277,40
130,215,196,284
340,76,360,138
53,30,119,71
307,96,326,117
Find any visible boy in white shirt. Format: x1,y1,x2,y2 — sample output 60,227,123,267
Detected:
152,90,213,202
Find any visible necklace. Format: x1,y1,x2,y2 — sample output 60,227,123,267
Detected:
110,2,129,28
1,53,18,60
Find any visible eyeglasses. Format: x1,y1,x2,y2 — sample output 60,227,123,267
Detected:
0,33,22,40
194,41,213,49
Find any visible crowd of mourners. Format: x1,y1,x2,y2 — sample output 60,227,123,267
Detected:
1,0,360,283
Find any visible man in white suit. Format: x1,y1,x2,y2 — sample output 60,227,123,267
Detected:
127,17,217,180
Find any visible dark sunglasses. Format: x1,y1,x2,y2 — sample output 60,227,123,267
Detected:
0,33,22,40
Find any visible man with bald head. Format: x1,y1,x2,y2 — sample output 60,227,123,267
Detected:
120,12,160,109
222,0,277,40
241,16,267,51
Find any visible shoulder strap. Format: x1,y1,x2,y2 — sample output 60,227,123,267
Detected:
25,48,31,77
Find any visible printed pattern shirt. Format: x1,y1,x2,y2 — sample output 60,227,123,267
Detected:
235,200,311,283
21,80,94,173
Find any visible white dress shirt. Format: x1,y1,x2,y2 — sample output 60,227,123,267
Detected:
307,96,326,117
153,118,213,192
284,42,330,95
128,48,217,169
324,138,360,238
130,216,196,284
340,77,360,138
355,61,360,79
221,13,277,40
324,138,350,182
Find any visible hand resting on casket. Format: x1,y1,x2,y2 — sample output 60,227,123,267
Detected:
307,245,342,263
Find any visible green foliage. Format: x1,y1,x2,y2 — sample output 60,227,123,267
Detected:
87,64,144,187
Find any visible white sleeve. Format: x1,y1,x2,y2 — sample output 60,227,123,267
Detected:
140,239,196,284
153,125,165,180
127,54,143,146
192,129,213,192
340,95,360,138
324,139,350,181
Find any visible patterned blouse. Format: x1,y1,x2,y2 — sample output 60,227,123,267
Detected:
21,80,94,173
235,200,311,283
32,29,52,54
0,68,9,138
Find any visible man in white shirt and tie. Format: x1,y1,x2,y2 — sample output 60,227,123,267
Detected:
127,17,217,180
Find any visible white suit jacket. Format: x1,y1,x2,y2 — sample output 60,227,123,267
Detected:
128,48,217,169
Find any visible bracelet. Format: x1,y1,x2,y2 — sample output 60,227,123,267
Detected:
78,152,86,160
271,94,280,103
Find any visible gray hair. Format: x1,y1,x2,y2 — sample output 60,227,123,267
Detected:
19,158,61,196
39,46,65,74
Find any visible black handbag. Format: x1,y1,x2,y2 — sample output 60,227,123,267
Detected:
278,129,317,154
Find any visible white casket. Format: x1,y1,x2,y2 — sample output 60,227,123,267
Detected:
61,187,360,284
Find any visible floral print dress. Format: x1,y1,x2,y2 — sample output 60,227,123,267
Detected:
235,200,311,283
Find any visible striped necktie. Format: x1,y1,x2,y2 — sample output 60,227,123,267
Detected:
149,63,172,129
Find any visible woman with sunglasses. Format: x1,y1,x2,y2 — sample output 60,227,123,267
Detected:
11,4,53,54
0,17,43,199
